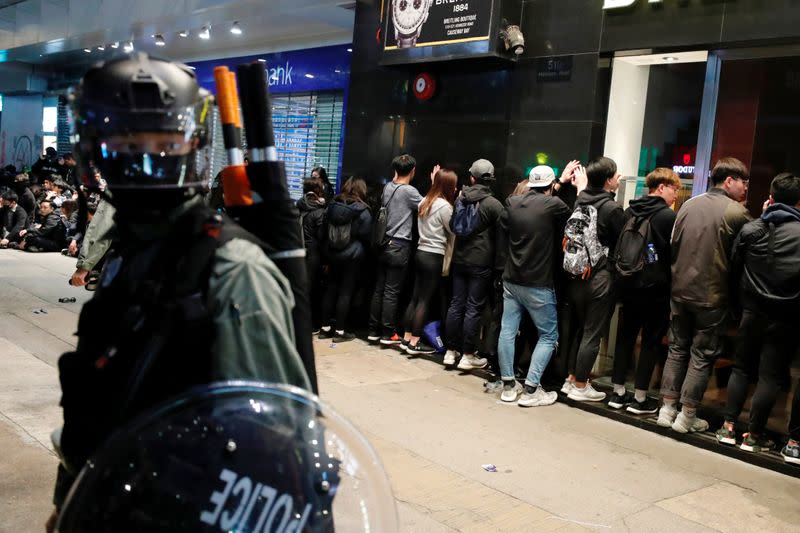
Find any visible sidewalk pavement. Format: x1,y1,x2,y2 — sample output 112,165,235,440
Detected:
1,249,798,532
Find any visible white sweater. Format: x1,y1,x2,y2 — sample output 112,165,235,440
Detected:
417,198,453,256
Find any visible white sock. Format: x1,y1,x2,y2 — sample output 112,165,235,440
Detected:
321,326,331,332
634,389,647,403
613,384,626,396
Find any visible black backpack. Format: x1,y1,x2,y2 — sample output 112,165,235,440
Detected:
613,214,666,288
451,196,482,237
327,217,352,251
371,184,403,248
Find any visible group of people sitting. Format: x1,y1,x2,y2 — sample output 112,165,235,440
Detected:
0,149,101,255
299,154,799,467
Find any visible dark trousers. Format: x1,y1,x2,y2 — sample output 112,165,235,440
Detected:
369,240,411,336
306,249,322,329
321,258,362,331
611,287,670,391
26,235,63,252
790,385,800,441
569,269,615,382
445,263,491,354
403,250,444,337
479,274,504,358
660,300,727,407
723,309,798,435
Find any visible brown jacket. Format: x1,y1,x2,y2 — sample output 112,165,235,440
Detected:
671,187,751,307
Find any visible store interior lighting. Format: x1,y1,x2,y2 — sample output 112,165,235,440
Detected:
123,41,134,52
154,34,166,46
616,50,708,65
230,21,242,35
178,30,189,38
199,26,210,40
83,48,91,53
96,45,105,51
110,42,119,49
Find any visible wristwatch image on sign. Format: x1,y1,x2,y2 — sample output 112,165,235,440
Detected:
392,0,433,48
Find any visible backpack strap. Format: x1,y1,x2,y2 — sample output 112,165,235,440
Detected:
382,183,403,208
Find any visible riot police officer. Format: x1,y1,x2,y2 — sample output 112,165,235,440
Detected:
47,54,311,530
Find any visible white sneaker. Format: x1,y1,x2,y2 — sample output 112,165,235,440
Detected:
657,405,678,428
458,353,488,370
500,382,523,403
560,379,574,395
443,350,458,366
518,386,557,407
567,383,606,402
672,412,709,434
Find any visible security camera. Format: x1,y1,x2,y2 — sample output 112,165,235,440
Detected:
500,22,525,56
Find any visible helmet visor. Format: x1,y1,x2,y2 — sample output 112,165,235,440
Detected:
74,101,209,189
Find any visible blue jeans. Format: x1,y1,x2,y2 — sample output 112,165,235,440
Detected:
498,281,559,387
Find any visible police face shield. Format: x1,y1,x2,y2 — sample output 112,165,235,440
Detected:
56,382,398,533
75,106,205,191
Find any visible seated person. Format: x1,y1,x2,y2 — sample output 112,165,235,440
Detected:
50,180,72,208
14,200,66,252
0,191,29,247
61,199,84,257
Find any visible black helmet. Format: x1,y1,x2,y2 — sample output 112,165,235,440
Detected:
57,382,399,533
71,53,212,202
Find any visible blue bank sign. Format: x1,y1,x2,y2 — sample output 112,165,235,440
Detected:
188,44,352,94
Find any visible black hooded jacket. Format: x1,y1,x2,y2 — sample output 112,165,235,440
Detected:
501,189,571,287
575,187,626,270
624,195,676,288
452,184,504,269
323,198,372,263
732,203,800,317
297,193,326,250
27,211,66,244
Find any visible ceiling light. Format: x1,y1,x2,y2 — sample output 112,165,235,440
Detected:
123,41,134,52
334,69,341,73
154,34,166,46
178,30,189,38
346,47,352,52
97,45,105,51
83,48,91,53
110,42,119,49
663,56,678,62
199,26,210,40
230,21,242,35
305,73,315,79
257,58,266,63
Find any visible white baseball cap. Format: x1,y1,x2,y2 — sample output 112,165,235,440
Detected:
527,165,556,188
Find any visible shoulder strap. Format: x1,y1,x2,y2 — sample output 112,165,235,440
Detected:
383,183,403,208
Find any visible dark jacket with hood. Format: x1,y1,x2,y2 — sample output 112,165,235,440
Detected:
502,189,571,287
452,183,504,270
27,211,66,244
323,197,372,263
575,187,626,271
731,203,800,317
623,195,676,291
297,193,326,251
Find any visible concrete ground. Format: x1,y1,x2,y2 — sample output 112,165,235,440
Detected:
1,249,799,533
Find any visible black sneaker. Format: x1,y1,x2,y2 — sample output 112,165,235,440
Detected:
333,331,355,343
318,328,334,339
607,391,634,409
626,397,659,415
407,341,436,355
367,331,381,343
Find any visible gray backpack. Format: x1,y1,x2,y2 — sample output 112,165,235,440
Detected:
562,202,609,279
